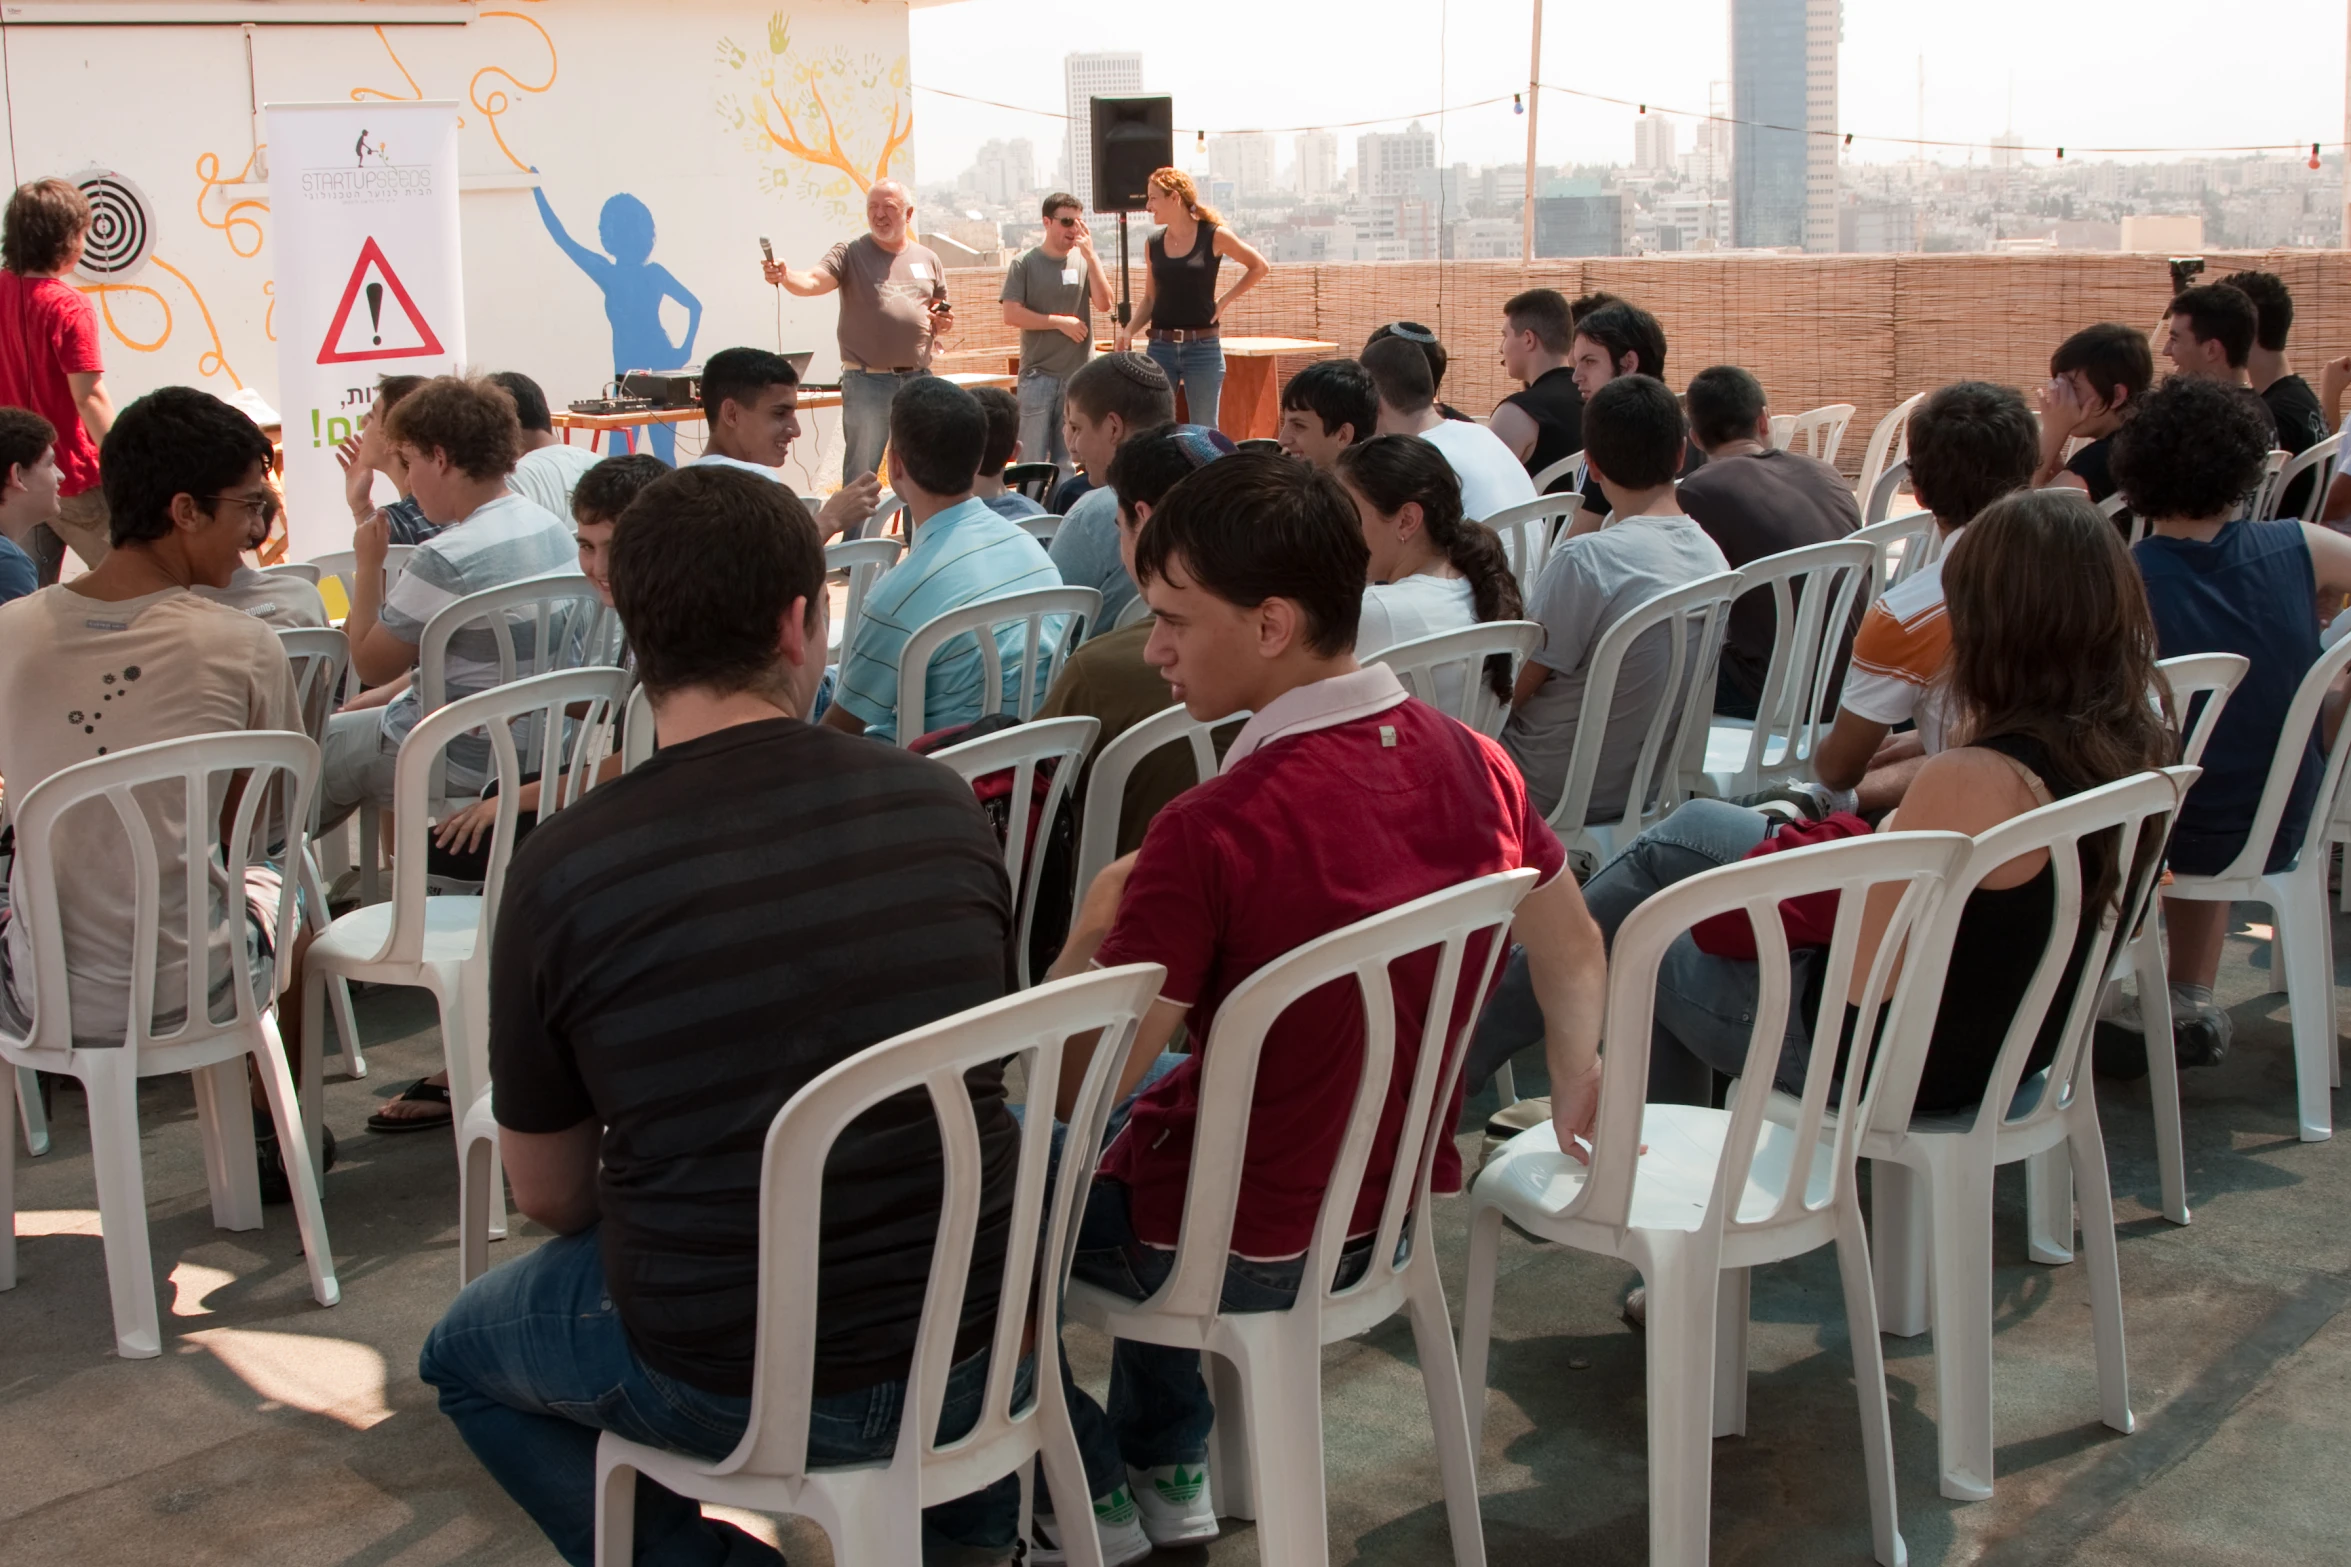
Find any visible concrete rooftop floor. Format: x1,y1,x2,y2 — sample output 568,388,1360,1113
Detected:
4,904,2350,1567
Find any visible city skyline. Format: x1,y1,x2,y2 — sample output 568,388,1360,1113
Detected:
910,0,2346,188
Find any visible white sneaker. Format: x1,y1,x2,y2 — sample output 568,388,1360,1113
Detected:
1029,1482,1152,1566
1130,1460,1220,1547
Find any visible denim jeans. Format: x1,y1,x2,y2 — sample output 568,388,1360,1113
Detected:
1465,798,1813,1105
840,368,921,485
419,1227,1023,1567
1143,337,1225,431
1042,1052,1371,1512
1016,369,1070,475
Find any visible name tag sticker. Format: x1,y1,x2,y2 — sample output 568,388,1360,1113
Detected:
908,261,931,280
1062,266,1083,286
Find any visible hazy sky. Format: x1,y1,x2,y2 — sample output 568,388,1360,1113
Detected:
909,0,2347,185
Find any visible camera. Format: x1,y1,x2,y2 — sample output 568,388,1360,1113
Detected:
2168,256,2205,293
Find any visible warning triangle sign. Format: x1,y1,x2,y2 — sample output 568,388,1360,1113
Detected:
317,237,445,365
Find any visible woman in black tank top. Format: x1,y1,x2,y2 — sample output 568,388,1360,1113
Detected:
1465,489,2177,1113
1118,167,1269,431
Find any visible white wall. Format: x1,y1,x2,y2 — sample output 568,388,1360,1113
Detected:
0,0,919,483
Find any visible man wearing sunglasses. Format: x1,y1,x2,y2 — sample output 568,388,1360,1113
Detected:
1000,192,1113,481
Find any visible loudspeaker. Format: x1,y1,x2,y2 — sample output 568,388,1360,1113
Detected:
1091,95,1173,214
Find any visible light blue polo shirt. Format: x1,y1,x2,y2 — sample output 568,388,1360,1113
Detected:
835,495,1066,742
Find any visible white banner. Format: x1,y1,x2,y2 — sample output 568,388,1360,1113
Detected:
265,101,464,561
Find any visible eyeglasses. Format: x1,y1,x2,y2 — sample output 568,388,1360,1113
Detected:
1380,321,1439,344
206,492,281,525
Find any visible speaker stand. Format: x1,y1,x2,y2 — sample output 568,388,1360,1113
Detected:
1115,213,1132,331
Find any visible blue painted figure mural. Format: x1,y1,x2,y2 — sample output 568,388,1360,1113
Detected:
533,180,702,463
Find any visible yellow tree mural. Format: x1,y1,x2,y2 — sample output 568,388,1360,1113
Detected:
715,13,911,217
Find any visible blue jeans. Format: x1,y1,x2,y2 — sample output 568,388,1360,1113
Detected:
419,1227,1022,1567
1017,368,1070,474
1143,337,1225,431
1465,798,1809,1105
1043,1053,1371,1511
840,368,921,485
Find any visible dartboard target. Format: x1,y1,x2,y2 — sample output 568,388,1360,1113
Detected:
70,170,153,280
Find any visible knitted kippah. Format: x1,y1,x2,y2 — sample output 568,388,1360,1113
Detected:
1106,352,1171,391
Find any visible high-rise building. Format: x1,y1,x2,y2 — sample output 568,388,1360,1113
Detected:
1536,193,1629,258
1632,114,1677,175
1208,132,1277,198
1356,121,1437,201
1063,51,1145,211
1294,130,1340,197
1730,0,1838,252
971,138,1036,208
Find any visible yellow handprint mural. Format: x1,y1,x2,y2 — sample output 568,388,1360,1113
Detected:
715,13,911,215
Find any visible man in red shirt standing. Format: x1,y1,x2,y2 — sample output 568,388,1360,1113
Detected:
1027,453,1608,1562
0,178,113,582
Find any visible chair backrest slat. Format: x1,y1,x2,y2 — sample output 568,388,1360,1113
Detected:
717,964,1164,1493
929,717,1101,987
1544,572,1740,848
2154,652,2249,769
1476,494,1582,596
8,732,318,1058
1367,619,1544,739
1145,870,1539,1320
895,587,1101,747
1070,703,1245,902
826,536,903,658
1854,392,1922,511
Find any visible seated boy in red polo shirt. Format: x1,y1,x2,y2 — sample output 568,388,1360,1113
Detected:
1032,453,1609,1561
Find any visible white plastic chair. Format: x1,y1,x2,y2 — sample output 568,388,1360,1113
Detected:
827,535,904,660
1018,512,1064,546
306,543,415,621
1770,402,1858,467
1463,832,1971,1566
1540,572,1741,866
2264,434,2343,523
0,732,340,1358
593,962,1166,1567
305,667,628,1284
621,681,657,773
1861,458,1910,527
1530,451,1585,494
1111,593,1153,632
1367,619,1544,739
1857,770,2188,1501
261,560,322,585
1064,869,1537,1567
2243,447,2292,522
895,586,1100,747
1850,510,1944,594
1702,539,1876,796
856,491,910,541
2124,653,2249,1226
1069,703,1246,903
1477,494,1582,596
929,716,1099,989
417,572,621,718
1853,393,1923,511
2157,633,2351,1143
276,627,366,1081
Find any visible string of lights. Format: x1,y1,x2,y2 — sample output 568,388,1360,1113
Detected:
913,80,2342,166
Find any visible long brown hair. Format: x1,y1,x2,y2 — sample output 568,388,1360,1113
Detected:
1149,167,1223,228
1940,488,2174,907
1336,435,1524,701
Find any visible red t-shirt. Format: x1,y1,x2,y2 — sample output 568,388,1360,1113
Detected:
0,272,103,496
1094,692,1566,1258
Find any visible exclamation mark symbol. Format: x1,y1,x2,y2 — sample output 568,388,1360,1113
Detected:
366,282,384,346
312,409,322,448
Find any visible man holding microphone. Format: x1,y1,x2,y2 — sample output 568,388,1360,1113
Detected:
999,192,1112,479
762,180,952,484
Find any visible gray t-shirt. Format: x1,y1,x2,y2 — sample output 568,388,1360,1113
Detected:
1502,512,1731,822
998,245,1093,378
819,234,946,372
1046,485,1133,635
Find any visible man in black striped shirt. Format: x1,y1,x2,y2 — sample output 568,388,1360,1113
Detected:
421,466,1052,1565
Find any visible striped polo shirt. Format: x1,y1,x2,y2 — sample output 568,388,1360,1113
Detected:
1839,522,1964,754
376,491,580,782
834,495,1064,742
